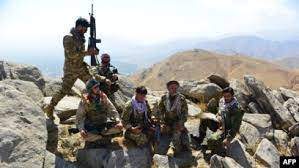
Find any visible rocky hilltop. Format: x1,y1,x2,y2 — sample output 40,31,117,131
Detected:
130,49,299,91
1,60,299,168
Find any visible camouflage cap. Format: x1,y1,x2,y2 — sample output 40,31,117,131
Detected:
86,79,100,94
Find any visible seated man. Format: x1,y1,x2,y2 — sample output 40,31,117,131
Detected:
122,86,157,147
193,87,244,155
157,80,190,157
76,79,123,148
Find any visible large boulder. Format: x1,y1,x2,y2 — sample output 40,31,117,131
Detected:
290,137,299,156
227,139,256,168
0,79,44,105
229,79,251,111
210,155,224,168
0,83,47,168
153,152,195,168
254,138,280,168
0,61,45,90
207,74,230,89
284,98,299,122
43,77,63,97
271,90,285,104
222,157,243,168
242,113,272,135
77,148,151,168
43,96,81,121
239,121,262,153
279,87,299,101
266,130,289,153
244,75,296,130
179,80,222,103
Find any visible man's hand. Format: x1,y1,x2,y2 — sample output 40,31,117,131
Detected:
80,129,88,139
131,127,142,134
87,48,99,55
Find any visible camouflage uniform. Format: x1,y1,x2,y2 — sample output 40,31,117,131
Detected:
157,93,190,153
95,63,120,111
121,98,153,147
199,97,244,152
45,28,104,118
76,93,120,148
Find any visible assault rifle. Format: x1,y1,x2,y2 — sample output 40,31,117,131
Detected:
88,4,101,66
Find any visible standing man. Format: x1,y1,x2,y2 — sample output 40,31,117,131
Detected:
76,79,123,148
192,87,244,155
43,18,107,120
121,86,156,147
157,80,190,157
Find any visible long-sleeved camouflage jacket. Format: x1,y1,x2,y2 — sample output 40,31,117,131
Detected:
218,97,244,141
76,94,120,131
157,93,188,125
121,99,152,129
63,28,88,74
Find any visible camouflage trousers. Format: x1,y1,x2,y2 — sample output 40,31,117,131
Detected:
50,66,92,108
124,128,155,147
163,124,190,153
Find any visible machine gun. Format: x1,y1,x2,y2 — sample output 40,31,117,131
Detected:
88,4,101,66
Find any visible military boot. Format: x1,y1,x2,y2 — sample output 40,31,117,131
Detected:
43,105,55,120
166,147,175,157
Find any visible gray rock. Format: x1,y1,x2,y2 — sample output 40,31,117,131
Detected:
0,79,44,105
207,74,230,89
290,137,299,156
279,87,299,101
266,130,289,152
289,123,299,137
0,61,45,90
227,139,256,168
229,79,251,111
242,113,272,135
271,90,285,104
254,138,279,168
222,157,243,168
239,121,262,153
44,77,62,97
43,96,81,121
187,102,202,117
153,152,195,168
244,75,296,130
0,83,47,168
179,81,222,103
77,148,151,168
284,98,299,122
210,154,223,168
43,150,78,168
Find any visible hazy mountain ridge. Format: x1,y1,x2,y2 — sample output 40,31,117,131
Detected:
130,49,299,91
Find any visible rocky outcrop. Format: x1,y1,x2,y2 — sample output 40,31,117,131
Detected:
207,74,230,89
0,82,47,168
179,81,222,103
242,113,272,135
279,87,299,101
284,98,299,122
0,79,44,105
244,75,296,130
0,61,45,90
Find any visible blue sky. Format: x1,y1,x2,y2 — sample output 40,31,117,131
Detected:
1,0,299,63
